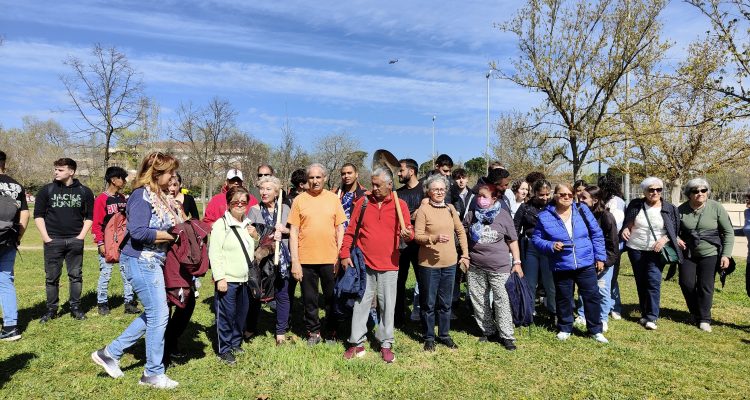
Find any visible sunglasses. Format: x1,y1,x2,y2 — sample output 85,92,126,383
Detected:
646,187,663,193
257,173,271,178
556,193,574,198
690,188,708,194
229,200,248,207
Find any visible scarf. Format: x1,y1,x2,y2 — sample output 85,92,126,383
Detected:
429,199,446,208
470,201,502,243
260,204,291,278
341,191,356,230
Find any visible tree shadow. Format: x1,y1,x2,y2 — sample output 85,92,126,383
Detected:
0,352,36,389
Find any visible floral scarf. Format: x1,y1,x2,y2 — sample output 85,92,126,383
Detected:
470,201,502,243
260,204,291,278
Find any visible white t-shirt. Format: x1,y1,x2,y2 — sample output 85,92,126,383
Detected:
606,196,626,231
627,204,666,251
563,214,573,239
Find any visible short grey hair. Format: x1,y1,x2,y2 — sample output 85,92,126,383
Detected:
423,174,449,195
371,167,393,184
683,178,710,197
306,163,327,178
640,176,664,192
257,175,282,196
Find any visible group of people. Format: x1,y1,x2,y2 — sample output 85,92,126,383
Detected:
0,149,742,390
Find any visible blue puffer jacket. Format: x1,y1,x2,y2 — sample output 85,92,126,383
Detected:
532,204,607,271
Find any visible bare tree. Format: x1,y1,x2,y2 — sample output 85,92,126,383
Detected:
60,44,145,169
493,111,564,177
313,132,361,189
271,121,310,186
497,0,669,179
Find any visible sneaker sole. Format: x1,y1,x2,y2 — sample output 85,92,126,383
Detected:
138,381,179,389
0,334,21,341
91,351,124,378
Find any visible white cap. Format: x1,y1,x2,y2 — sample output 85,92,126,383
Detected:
226,169,244,181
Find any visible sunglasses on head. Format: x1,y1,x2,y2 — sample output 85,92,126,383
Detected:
646,187,663,193
690,188,708,194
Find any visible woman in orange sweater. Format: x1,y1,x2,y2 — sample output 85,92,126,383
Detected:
414,174,469,351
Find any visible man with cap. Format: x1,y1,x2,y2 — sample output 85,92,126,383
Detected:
203,169,258,226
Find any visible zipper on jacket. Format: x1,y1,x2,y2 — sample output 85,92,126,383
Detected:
560,208,579,269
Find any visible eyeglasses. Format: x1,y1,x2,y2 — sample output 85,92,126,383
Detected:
430,188,446,193
229,200,248,207
556,193,574,198
257,173,271,178
690,188,708,194
646,187,663,193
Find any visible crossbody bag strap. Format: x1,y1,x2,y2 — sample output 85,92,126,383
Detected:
229,224,253,268
641,202,660,243
350,197,369,251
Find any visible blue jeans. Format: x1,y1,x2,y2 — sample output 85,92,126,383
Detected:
418,265,456,341
553,265,603,334
106,253,169,376
627,248,664,322
523,243,556,313
577,266,613,322
96,255,135,304
0,246,18,326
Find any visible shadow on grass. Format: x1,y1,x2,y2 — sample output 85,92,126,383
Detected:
17,290,101,331
0,352,36,389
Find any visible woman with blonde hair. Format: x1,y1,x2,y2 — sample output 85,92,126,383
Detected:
92,152,182,389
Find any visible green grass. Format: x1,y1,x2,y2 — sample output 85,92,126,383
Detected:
2,229,750,398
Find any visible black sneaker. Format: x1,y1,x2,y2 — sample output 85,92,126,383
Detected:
124,301,141,314
499,338,517,351
423,340,436,352
39,311,56,324
478,336,489,343
0,326,21,341
218,351,236,365
71,309,87,320
98,303,110,316
307,333,322,347
231,346,245,356
437,337,459,349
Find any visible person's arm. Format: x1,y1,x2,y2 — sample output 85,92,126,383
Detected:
127,190,173,244
77,219,93,241
290,225,302,281
509,240,523,277
413,207,434,245
582,206,607,263
531,216,556,255
400,200,414,241
34,185,52,243
602,213,619,267
17,210,29,244
716,202,734,258
208,219,228,292
452,205,469,257
513,204,525,235
92,194,106,246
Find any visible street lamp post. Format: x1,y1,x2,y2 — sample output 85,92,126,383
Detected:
432,115,436,164
486,70,491,165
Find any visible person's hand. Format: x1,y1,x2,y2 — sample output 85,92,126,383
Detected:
291,262,303,282
553,241,564,252
275,223,286,233
43,237,53,244
677,238,687,250
512,263,524,277
621,227,631,241
720,256,730,270
653,238,667,252
216,279,228,293
340,257,352,270
273,230,282,241
399,227,412,241
438,234,451,243
97,245,105,256
75,234,86,241
596,260,605,273
459,257,470,272
246,225,257,237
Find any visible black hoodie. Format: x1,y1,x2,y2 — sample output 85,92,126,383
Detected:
34,179,94,238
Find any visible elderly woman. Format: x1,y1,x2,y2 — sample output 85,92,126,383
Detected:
509,179,529,218
621,177,682,331
532,183,608,343
414,174,469,351
92,152,181,389
676,178,734,332
464,182,523,350
210,186,258,365
514,179,556,314
246,176,292,345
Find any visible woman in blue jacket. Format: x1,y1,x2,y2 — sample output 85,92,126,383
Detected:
532,183,609,343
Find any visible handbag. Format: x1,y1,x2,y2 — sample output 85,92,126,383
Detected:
229,221,262,300
642,203,679,265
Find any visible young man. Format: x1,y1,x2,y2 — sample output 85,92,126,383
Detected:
340,168,413,363
288,163,347,345
336,163,367,230
419,154,462,213
0,151,30,340
203,169,258,226
92,166,140,316
287,168,308,204
395,158,424,326
34,158,94,322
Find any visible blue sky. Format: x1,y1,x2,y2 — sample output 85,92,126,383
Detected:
0,0,709,167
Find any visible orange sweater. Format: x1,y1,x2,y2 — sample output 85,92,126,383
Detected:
414,203,469,268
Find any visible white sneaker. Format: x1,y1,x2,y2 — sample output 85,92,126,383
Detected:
644,321,658,330
602,321,609,333
699,322,712,332
574,315,586,327
556,332,571,341
592,333,609,343
139,374,179,389
410,308,421,321
610,312,622,320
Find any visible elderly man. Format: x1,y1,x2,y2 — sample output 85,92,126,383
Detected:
203,169,258,225
340,168,412,363
289,163,347,345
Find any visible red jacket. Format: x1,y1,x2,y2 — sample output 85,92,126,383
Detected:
203,185,258,226
92,192,127,245
339,193,413,271
164,220,211,289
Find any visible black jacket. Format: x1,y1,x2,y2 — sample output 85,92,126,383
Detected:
622,197,684,263
514,201,546,239
595,209,619,267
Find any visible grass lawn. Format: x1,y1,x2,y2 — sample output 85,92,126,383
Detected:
2,219,750,398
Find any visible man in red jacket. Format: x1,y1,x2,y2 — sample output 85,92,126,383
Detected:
339,168,413,363
203,169,258,226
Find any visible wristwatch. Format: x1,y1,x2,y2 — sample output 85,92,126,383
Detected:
512,260,522,265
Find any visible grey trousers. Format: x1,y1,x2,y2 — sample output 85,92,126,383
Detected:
348,268,398,348
467,266,515,340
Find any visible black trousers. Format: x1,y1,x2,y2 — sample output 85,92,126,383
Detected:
679,255,718,323
163,290,196,366
300,264,336,337
395,241,420,326
43,238,84,311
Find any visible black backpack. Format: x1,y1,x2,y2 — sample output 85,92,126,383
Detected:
0,194,19,247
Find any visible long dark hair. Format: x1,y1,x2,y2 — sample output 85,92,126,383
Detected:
530,179,552,207
584,185,607,218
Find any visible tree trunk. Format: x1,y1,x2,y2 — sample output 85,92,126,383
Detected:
671,177,682,204
201,179,207,215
